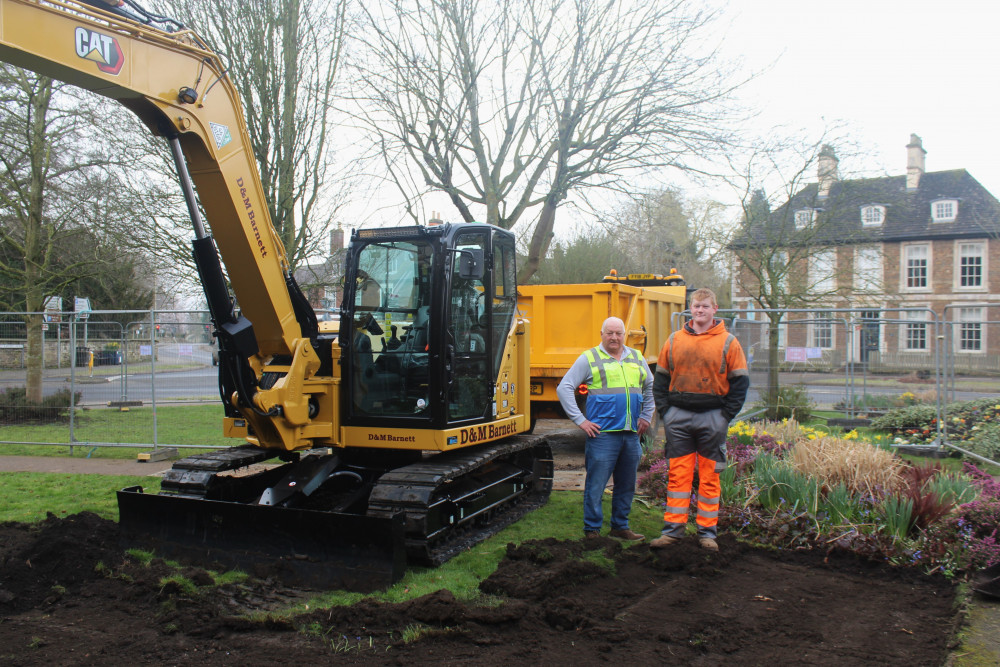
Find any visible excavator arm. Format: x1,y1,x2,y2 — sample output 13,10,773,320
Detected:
0,0,326,451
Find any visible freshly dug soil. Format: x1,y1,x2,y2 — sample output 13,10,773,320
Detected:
0,512,958,665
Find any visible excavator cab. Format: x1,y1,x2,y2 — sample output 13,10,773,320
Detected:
340,223,518,429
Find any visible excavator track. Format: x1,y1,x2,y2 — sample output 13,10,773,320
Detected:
367,434,554,565
118,435,553,591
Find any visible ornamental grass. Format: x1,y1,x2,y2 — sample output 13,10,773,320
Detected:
788,434,905,499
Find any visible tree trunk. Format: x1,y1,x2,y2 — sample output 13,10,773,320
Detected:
23,77,54,403
766,313,781,420
519,196,558,283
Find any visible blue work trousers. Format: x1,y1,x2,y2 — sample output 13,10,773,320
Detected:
583,430,641,533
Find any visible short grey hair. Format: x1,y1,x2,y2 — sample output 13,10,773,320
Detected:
601,316,625,334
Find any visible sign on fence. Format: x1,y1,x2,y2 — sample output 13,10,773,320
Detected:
784,347,807,362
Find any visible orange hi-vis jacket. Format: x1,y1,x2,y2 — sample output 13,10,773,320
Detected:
654,318,749,419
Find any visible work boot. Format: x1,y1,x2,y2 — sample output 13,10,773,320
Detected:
698,537,719,552
609,528,645,542
584,531,600,539
649,534,679,548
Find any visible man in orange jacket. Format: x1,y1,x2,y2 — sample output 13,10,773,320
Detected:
650,288,749,552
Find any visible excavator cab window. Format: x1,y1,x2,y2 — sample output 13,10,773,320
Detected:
348,240,434,418
491,236,517,382
448,231,490,420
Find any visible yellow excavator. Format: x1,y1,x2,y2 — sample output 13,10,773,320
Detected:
0,0,553,590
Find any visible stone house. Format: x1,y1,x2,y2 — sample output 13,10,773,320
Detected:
730,135,1000,372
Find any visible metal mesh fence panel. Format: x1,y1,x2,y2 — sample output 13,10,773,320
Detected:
1,313,78,443
1,310,225,451
710,307,955,420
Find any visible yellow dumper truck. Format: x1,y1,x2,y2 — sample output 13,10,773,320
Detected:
519,271,688,426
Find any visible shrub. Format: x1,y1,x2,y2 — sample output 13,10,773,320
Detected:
961,422,1000,462
0,387,81,424
925,498,1000,571
745,419,804,458
726,432,757,464
872,397,1000,446
869,404,939,432
896,463,957,532
636,449,669,502
956,498,1000,569
752,385,814,421
963,462,1000,499
835,392,920,413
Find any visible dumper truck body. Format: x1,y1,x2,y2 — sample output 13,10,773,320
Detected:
519,273,687,422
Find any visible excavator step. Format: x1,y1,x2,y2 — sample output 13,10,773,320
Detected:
159,445,278,498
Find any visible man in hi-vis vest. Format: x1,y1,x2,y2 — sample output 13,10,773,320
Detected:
651,288,749,552
557,317,653,542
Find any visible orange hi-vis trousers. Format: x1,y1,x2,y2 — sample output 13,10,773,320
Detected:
662,453,721,538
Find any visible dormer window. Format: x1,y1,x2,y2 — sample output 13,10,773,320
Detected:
931,199,957,223
794,209,815,229
860,205,885,226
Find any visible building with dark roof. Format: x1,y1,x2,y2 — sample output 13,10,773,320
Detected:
292,228,346,322
731,135,1000,372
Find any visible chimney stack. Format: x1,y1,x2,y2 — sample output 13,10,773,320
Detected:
817,144,839,198
428,211,443,226
906,134,926,190
330,227,344,255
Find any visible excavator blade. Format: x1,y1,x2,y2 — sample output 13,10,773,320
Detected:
117,486,405,592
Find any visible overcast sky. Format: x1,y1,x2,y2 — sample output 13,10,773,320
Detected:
719,0,1000,194
348,0,1000,238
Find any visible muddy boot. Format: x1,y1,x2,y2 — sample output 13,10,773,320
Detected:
650,535,680,548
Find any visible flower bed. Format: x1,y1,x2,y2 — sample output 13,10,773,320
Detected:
637,419,1000,577
871,398,1000,462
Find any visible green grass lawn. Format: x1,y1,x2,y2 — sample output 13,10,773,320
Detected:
0,471,162,522
0,404,232,457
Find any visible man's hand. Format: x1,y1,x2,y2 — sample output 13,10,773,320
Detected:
637,418,651,437
579,420,601,438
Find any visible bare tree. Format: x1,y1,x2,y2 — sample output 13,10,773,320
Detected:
727,133,884,417
351,0,740,281
166,0,349,269
603,188,730,297
0,67,141,400
527,223,627,285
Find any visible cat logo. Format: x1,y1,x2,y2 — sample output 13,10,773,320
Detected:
74,27,124,76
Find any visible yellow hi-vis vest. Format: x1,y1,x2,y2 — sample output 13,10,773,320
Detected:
583,346,648,432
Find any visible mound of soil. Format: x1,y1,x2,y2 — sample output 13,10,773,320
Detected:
0,514,958,665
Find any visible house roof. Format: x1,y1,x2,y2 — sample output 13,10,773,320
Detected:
293,253,344,290
737,169,1000,247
